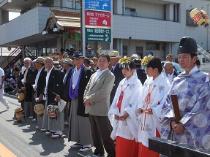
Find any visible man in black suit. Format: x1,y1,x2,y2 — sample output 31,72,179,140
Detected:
133,59,147,84
34,57,46,99
61,58,73,125
33,57,46,129
42,57,64,138
22,58,37,119
110,62,124,103
68,52,93,152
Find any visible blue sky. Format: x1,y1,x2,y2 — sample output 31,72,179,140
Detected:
9,12,20,21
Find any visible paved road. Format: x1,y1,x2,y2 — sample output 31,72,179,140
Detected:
0,96,93,157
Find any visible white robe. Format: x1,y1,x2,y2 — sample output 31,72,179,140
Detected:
137,73,170,147
108,74,143,141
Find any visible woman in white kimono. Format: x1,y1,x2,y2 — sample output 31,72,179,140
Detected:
108,57,143,157
136,58,170,157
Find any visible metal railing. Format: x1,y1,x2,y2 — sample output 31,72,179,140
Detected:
2,47,22,69
197,44,210,61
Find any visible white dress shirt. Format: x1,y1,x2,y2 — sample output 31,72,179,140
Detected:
93,68,108,83
72,67,81,89
34,67,44,90
44,67,53,95
22,68,29,84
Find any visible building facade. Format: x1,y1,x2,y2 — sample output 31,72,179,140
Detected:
112,0,210,58
0,0,209,59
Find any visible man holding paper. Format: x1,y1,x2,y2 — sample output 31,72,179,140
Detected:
161,37,210,152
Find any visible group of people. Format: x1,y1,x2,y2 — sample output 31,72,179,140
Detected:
8,36,210,157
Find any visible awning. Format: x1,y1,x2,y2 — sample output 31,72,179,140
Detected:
42,9,81,34
55,15,80,28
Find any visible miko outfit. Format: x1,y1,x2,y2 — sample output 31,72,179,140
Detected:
137,73,170,157
161,66,210,152
109,73,142,157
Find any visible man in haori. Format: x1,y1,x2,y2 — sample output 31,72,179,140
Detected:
161,37,210,152
108,56,142,157
68,52,93,152
42,57,64,138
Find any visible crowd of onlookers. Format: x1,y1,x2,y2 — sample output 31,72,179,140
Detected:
2,36,210,157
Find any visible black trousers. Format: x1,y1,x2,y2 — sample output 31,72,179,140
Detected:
89,115,115,157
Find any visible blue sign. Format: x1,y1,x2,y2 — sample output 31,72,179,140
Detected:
85,0,111,11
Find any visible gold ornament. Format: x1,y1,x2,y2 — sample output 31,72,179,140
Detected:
141,55,154,66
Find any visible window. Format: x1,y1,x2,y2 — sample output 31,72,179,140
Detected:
163,3,180,22
113,0,118,14
123,45,128,56
125,7,137,16
146,43,160,50
113,39,118,50
163,4,167,20
173,4,180,22
63,0,74,9
136,46,143,58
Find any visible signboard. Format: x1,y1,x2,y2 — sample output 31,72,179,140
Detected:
85,10,111,27
86,28,111,42
85,0,111,11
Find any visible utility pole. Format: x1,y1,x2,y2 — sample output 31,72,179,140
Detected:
207,3,209,51
80,0,86,56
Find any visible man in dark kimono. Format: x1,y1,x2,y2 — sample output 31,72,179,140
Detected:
68,52,93,152
33,57,46,129
42,57,64,138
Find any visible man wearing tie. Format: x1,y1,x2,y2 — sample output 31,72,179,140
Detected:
84,54,115,157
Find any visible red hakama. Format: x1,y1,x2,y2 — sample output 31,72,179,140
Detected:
116,136,138,157
138,130,160,157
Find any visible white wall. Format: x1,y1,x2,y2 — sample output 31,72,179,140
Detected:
113,15,183,42
125,0,165,19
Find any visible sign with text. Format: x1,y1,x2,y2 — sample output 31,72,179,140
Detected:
85,0,111,11
85,10,111,27
86,28,111,42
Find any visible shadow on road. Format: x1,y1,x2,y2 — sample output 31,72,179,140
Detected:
29,131,66,156
64,147,93,157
